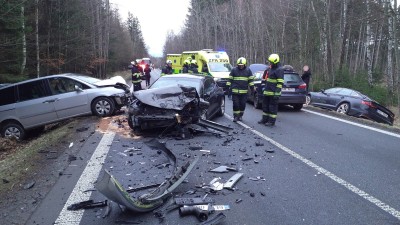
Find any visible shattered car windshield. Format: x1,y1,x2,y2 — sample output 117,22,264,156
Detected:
150,78,201,93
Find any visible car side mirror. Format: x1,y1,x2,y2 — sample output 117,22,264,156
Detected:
74,85,83,92
320,89,325,93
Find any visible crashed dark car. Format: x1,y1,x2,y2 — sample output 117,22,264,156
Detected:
127,85,209,130
127,74,225,131
307,87,395,125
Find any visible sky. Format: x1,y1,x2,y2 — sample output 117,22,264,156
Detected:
110,0,191,57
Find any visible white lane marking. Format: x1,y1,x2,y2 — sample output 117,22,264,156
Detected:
55,132,115,224
225,113,400,220
303,109,400,139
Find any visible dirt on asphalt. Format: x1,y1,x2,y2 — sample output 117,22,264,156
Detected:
0,113,133,225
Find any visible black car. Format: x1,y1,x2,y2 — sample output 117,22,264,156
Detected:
248,64,307,110
308,87,395,125
127,74,225,130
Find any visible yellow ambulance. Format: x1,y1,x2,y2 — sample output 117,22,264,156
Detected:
167,49,232,91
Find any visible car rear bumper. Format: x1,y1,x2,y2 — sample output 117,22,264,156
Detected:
279,94,306,104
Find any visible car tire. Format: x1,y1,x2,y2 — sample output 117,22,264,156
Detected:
293,104,303,111
336,102,350,114
91,97,115,117
305,95,311,105
253,93,261,109
216,97,225,117
1,121,26,140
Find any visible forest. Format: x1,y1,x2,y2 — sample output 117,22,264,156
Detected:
0,0,147,80
0,0,399,112
164,0,400,112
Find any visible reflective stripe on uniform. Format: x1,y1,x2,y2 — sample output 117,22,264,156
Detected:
232,77,250,81
232,89,248,94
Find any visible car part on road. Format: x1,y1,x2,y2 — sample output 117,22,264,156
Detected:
199,212,227,225
96,139,200,212
196,118,233,133
179,205,209,221
175,197,215,205
209,165,238,173
223,173,244,190
67,200,108,210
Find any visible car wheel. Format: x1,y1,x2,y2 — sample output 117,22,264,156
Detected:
253,93,261,109
91,97,115,117
305,95,311,105
293,104,303,111
336,102,350,114
1,122,26,140
216,97,225,117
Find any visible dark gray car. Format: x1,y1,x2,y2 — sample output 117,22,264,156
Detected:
0,73,129,140
308,87,395,125
248,64,307,110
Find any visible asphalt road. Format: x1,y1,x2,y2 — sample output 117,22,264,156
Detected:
26,71,400,225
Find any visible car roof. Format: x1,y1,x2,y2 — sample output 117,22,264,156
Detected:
161,74,207,80
0,73,90,87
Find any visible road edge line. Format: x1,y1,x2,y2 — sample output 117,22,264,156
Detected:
54,131,115,224
224,113,400,220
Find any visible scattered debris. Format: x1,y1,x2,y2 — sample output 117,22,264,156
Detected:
102,201,112,218
179,205,209,222
189,145,203,150
194,204,230,211
209,173,243,191
235,199,242,203
199,212,226,225
67,200,108,210
76,127,89,132
185,189,197,195
209,165,238,173
23,181,35,189
96,139,200,212
250,193,255,197
175,197,214,205
242,157,253,161
68,155,77,162
200,150,211,153
255,141,264,146
3,178,10,184
249,176,266,181
266,149,275,153
260,192,266,196
69,142,74,148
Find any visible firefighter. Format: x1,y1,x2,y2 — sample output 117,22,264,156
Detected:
144,63,152,87
189,59,198,73
161,60,173,76
227,57,254,122
131,61,142,91
182,59,190,73
258,54,284,126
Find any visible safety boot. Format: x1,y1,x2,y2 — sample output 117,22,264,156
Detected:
238,112,243,121
264,121,275,127
233,115,239,122
258,116,268,124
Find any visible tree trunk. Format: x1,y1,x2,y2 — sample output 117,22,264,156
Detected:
36,0,40,77
21,6,26,75
366,0,373,86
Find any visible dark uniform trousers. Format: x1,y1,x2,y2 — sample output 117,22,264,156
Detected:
262,96,279,123
232,94,248,117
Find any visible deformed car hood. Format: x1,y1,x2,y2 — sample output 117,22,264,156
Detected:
133,85,199,110
94,75,127,86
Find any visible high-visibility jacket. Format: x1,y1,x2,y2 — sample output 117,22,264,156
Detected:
263,63,284,96
226,66,254,94
131,65,142,84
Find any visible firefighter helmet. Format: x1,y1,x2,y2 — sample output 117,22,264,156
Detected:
268,54,280,64
237,57,247,66
184,59,190,65
191,59,197,65
166,60,172,65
